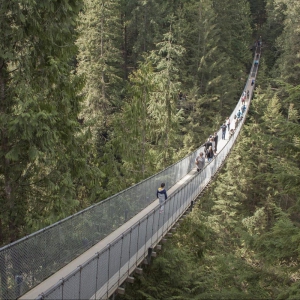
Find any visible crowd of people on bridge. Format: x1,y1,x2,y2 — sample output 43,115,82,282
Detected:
194,89,250,172
158,85,253,213
157,41,261,219
158,90,249,212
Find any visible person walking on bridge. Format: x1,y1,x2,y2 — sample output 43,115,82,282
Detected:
195,152,205,172
157,183,167,213
241,95,246,105
241,104,246,115
234,115,238,129
221,123,227,140
237,109,242,120
204,138,212,153
210,137,215,152
206,146,214,162
226,117,230,131
214,132,218,152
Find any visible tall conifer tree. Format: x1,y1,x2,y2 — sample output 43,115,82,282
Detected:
75,0,124,194
0,0,102,243
76,0,123,143
115,62,156,183
148,25,184,167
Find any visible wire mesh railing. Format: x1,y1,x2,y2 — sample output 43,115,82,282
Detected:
1,149,212,300
38,49,260,299
0,112,213,299
0,49,260,300
38,66,256,299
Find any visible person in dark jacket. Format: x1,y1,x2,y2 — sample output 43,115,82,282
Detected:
221,123,227,140
214,132,218,152
206,146,214,162
157,183,167,213
204,138,212,153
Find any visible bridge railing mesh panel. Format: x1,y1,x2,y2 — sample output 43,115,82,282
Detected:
40,73,256,299
0,143,203,299
0,50,259,299
39,49,259,300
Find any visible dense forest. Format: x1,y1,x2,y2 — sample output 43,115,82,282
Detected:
0,0,252,244
1,0,300,298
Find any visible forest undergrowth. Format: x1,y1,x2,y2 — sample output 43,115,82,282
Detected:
120,91,300,299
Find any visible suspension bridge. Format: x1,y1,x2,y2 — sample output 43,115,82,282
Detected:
0,48,261,300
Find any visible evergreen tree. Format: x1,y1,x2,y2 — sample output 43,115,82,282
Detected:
114,61,156,183
248,0,267,30
260,0,285,74
0,0,103,244
125,0,168,64
75,0,124,193
76,0,123,149
148,25,185,167
275,0,300,87
212,0,252,106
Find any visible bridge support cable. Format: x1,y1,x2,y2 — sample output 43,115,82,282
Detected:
18,50,262,300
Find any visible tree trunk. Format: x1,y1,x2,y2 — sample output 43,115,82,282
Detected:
122,12,128,80
0,58,9,299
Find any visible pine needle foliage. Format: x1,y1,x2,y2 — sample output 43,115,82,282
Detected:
0,0,104,243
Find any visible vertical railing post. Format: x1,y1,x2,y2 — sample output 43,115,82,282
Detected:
127,228,132,276
78,266,82,300
135,222,141,268
106,245,111,299
118,235,124,288
94,253,100,299
124,209,128,222
144,216,149,256
147,248,153,265
190,200,194,212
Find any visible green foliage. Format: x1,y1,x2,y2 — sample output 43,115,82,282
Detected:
75,0,125,194
113,61,157,184
248,0,267,30
119,1,300,293
254,213,300,263
274,0,300,86
0,0,106,243
122,246,191,300
2,0,300,298
147,28,185,167
277,281,300,300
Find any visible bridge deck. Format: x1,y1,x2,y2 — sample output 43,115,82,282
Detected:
20,72,256,300
20,134,235,300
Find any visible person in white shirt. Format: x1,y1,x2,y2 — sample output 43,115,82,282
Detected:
226,117,230,131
